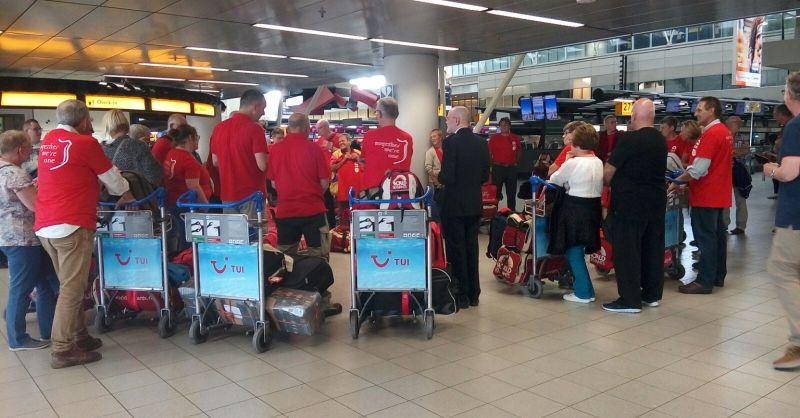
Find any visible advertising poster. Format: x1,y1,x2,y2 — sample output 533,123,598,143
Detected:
198,243,259,300
733,16,765,87
101,238,163,289
356,238,426,290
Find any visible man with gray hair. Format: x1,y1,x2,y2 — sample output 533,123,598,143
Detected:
361,97,414,189
602,98,667,313
151,113,187,164
34,99,134,368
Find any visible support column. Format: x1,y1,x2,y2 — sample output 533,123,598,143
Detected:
384,54,439,184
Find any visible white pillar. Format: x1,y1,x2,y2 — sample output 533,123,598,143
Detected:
384,54,439,184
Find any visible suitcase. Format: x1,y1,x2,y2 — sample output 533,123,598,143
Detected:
486,208,513,259
481,183,499,219
493,245,532,285
501,212,532,252
266,288,322,335
430,221,447,270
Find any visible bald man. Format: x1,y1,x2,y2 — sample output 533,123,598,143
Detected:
602,99,668,313
151,113,187,164
440,106,490,308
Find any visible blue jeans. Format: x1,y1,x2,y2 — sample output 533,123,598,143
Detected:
691,207,727,289
565,245,594,299
1,245,59,348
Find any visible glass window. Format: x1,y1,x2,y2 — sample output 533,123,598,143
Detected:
665,77,692,93
688,24,713,42
478,60,486,73
634,33,651,49
693,75,722,91
618,36,632,51
783,11,796,39
522,52,535,66
604,39,618,53
565,44,585,59
714,21,735,38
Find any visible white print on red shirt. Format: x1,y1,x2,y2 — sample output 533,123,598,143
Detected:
375,138,410,165
42,139,72,171
167,158,177,179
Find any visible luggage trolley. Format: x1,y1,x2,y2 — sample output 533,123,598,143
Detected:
347,187,436,339
176,191,272,353
94,187,178,338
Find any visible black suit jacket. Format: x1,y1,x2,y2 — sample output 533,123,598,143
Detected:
439,127,490,217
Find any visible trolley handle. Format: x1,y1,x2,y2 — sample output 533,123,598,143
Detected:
665,169,688,185
529,175,556,190
176,190,264,212
98,187,166,208
348,186,434,206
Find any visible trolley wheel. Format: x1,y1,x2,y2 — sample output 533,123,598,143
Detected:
527,279,544,299
95,310,112,333
424,311,434,340
189,319,207,344
252,325,273,353
595,267,611,275
668,263,686,280
158,314,176,338
349,310,360,339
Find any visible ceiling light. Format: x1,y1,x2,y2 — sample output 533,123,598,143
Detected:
486,10,583,27
369,38,458,51
138,63,229,71
186,46,286,59
188,79,260,86
289,56,371,67
412,0,487,12
232,69,308,78
253,23,367,40
187,88,221,93
104,74,186,81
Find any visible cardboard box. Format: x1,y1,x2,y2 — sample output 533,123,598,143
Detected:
266,289,322,336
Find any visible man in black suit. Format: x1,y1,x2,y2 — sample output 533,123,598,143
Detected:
440,106,490,308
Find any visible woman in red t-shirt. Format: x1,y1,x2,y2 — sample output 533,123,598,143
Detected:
548,121,592,178
330,134,363,227
163,125,211,207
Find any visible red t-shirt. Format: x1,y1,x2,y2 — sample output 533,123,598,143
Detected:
35,128,113,231
597,130,619,162
208,113,269,201
488,133,521,165
267,133,331,218
151,135,173,164
361,125,413,189
688,122,733,208
554,145,573,167
331,149,364,202
316,134,338,163
163,148,210,207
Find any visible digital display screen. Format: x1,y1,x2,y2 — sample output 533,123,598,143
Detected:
735,102,746,115
691,100,698,113
544,95,558,120
666,99,680,113
519,97,533,121
531,96,545,121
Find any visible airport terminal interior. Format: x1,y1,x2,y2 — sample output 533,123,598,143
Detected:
2,0,800,417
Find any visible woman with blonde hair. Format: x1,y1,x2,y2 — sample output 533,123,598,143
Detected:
102,109,162,186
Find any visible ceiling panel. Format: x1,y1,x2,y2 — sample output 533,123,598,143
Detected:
27,37,97,59
100,0,179,12
103,13,199,43
67,40,140,61
59,7,151,39
158,0,256,22
8,56,60,72
0,32,49,56
0,0,36,29
6,0,95,36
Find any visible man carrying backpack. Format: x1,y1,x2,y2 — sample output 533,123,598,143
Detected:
440,106,490,309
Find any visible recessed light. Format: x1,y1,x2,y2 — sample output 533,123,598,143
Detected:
289,56,371,67
138,63,229,71
104,74,186,81
187,88,221,93
369,38,458,51
486,10,583,27
232,69,308,78
412,0,488,12
253,23,367,40
188,79,260,86
186,46,286,59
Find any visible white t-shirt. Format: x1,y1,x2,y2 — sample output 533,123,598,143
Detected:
549,155,603,198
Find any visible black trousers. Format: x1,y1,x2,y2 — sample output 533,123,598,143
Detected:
492,164,517,212
611,215,665,308
323,189,336,228
691,207,727,289
442,215,481,302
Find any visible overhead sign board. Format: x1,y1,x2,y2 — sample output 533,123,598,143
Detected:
1,92,77,107
85,94,145,111
193,102,215,116
151,99,191,113
614,100,634,117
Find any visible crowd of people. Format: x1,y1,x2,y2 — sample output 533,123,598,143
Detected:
0,71,798,371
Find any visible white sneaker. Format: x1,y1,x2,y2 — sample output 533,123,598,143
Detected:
643,300,660,307
563,293,595,303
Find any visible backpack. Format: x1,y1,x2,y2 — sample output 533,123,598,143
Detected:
732,158,752,199
378,170,424,209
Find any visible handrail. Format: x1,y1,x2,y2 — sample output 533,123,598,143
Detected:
176,190,264,212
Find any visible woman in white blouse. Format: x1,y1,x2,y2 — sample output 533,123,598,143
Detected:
548,122,604,303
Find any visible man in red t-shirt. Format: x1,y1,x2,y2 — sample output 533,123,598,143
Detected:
209,89,269,218
660,116,684,156
361,97,414,189
315,119,338,227
488,117,521,211
669,97,733,294
267,113,332,261
598,115,621,162
35,100,134,369
151,113,187,164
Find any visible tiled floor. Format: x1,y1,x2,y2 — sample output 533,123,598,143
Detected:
2,180,800,418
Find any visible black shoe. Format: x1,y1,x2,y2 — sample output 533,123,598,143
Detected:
602,301,641,313
457,296,470,310
768,195,778,200
729,228,745,235
692,262,699,271
714,279,725,287
324,303,343,317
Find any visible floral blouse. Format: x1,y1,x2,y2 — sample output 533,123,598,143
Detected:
0,161,40,246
